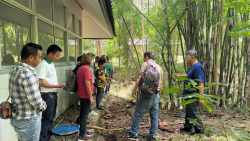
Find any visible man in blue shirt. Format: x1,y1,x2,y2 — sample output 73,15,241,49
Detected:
174,50,205,135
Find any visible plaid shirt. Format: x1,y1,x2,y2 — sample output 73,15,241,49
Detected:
9,62,46,120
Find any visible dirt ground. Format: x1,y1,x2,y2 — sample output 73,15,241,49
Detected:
97,95,250,141
49,81,250,141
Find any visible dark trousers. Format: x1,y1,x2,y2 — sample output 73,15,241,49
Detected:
105,80,111,93
40,94,57,141
79,98,90,136
96,87,104,108
184,100,204,132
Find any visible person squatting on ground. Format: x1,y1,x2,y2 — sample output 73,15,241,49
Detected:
174,49,206,135
9,43,47,141
104,56,113,94
127,52,163,141
36,45,67,141
95,58,108,110
76,54,95,140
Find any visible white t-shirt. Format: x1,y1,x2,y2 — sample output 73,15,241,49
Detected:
36,59,58,93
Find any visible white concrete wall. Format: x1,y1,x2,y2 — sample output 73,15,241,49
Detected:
0,65,75,141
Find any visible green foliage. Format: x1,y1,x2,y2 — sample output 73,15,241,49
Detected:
227,125,250,140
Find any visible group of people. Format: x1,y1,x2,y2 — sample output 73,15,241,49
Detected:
72,53,114,140
8,42,206,141
9,43,66,141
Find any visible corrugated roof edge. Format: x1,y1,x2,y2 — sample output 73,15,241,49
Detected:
105,0,117,36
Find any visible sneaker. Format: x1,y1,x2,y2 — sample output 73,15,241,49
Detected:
85,129,94,136
78,134,92,141
89,111,98,116
148,136,157,141
126,132,139,140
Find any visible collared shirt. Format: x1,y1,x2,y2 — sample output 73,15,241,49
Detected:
9,62,47,120
36,57,58,93
183,62,206,99
139,60,163,91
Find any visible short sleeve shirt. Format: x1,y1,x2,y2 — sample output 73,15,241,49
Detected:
183,62,206,97
106,63,113,76
35,57,58,93
77,65,93,98
95,66,105,88
139,60,163,91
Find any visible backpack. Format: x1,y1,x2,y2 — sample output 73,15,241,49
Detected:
139,62,160,95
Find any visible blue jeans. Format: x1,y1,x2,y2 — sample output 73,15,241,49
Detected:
130,92,159,136
40,94,57,141
11,116,41,141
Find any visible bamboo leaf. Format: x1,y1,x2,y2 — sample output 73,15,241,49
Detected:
200,100,213,113
189,79,197,86
180,99,198,106
173,76,189,80
167,87,184,93
227,125,250,139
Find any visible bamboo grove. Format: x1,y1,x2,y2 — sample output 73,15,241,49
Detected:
108,0,250,112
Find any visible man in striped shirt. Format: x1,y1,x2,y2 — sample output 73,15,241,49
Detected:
9,43,47,141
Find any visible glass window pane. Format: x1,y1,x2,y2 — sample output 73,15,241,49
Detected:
15,0,31,9
54,0,65,27
68,34,79,62
55,28,65,62
36,0,52,20
38,20,54,58
75,19,80,35
0,3,31,66
66,10,73,32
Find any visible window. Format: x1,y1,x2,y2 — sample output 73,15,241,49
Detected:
15,0,32,9
55,28,65,62
38,20,54,58
36,0,52,20
54,0,65,27
68,34,80,62
75,18,80,35
66,10,74,32
0,3,31,66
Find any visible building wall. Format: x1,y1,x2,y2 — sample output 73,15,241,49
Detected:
0,65,75,141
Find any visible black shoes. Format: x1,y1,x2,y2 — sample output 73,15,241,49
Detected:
147,136,157,141
97,107,104,110
180,128,193,133
190,130,205,135
126,133,139,140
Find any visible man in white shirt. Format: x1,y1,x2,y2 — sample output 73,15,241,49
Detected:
36,44,66,141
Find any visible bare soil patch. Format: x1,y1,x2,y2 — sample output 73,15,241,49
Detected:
96,95,250,141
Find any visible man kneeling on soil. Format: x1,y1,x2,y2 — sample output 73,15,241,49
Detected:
127,52,163,141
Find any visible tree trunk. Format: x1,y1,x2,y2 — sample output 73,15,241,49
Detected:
141,0,144,54
97,40,102,57
155,0,157,35
131,0,134,53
